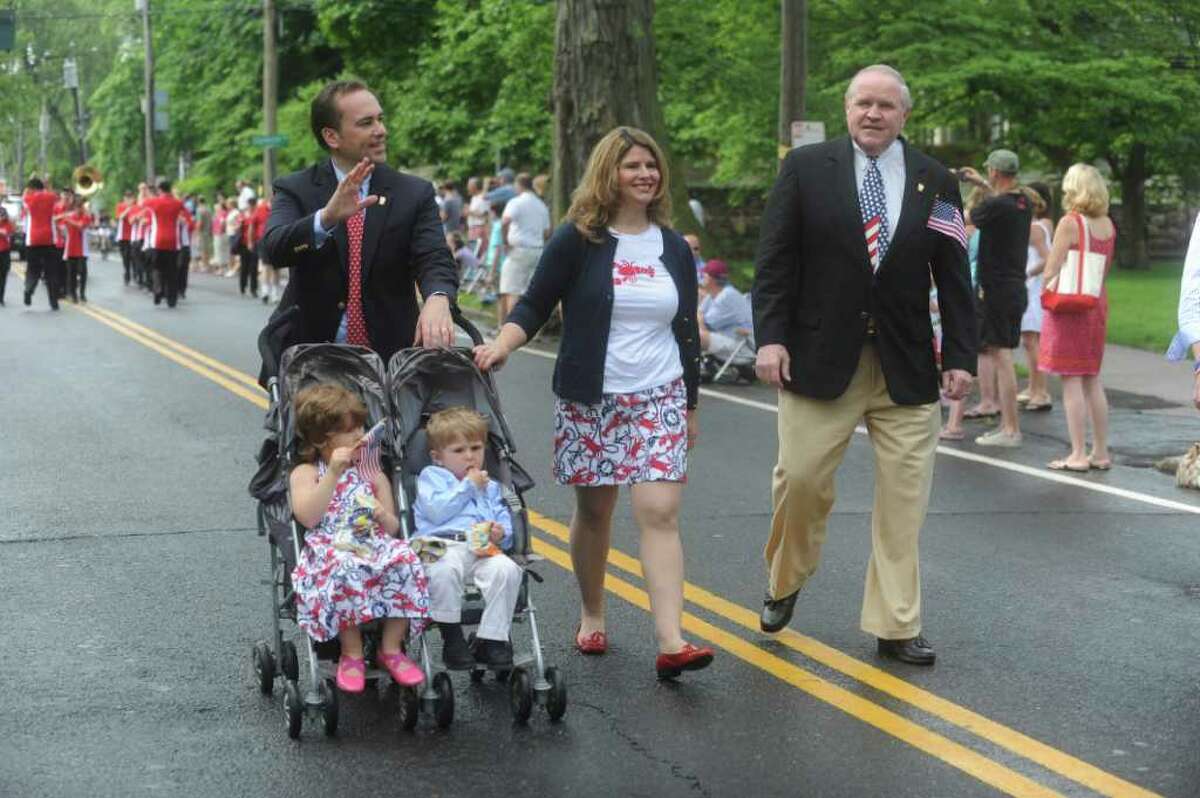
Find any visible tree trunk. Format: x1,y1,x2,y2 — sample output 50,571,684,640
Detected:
1116,141,1150,270
552,0,700,234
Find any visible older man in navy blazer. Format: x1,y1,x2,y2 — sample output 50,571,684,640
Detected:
752,65,976,664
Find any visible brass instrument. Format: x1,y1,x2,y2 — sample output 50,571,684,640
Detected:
72,165,103,197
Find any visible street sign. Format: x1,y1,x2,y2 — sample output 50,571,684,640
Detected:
63,58,78,90
252,134,289,149
790,120,826,149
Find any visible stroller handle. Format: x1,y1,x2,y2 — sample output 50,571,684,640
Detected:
257,305,301,380
451,303,485,347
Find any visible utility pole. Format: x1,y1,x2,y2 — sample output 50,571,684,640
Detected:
63,51,87,164
261,0,278,200
37,98,48,177
777,0,807,161
138,0,155,183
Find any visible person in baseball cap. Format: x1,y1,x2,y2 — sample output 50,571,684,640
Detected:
983,149,1019,175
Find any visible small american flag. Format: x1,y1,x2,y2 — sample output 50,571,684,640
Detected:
357,420,387,481
927,197,968,250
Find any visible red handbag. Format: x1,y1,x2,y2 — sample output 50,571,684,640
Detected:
1041,213,1103,313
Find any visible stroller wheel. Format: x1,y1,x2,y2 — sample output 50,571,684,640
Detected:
319,680,339,737
283,680,304,739
279,641,299,682
398,686,420,731
433,672,455,729
252,642,276,695
544,666,567,722
509,666,533,723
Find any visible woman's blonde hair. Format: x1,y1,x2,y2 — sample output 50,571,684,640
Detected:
566,126,672,241
1061,163,1109,217
426,406,489,450
294,383,367,464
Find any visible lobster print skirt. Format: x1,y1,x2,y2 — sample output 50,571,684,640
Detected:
552,378,688,486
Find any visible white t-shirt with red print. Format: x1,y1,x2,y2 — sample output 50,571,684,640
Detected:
603,224,682,395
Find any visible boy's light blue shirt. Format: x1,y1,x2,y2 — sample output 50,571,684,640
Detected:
413,465,514,551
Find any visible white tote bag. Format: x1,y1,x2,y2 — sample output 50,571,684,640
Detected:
1041,213,1105,313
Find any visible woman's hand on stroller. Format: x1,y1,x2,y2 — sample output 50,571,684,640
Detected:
473,341,509,371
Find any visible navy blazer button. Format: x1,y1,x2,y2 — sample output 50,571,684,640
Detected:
337,301,346,310
859,311,870,319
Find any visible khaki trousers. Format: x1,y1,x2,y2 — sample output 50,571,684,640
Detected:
765,343,939,639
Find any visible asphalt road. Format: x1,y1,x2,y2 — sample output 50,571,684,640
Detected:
3,254,1199,798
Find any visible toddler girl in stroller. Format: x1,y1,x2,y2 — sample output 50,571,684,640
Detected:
289,383,429,693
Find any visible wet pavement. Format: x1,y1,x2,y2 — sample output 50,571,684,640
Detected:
3,254,1199,798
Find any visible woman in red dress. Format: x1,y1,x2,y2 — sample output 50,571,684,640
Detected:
1039,164,1115,472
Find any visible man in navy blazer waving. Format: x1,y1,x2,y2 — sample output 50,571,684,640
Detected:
753,65,976,665
259,80,457,381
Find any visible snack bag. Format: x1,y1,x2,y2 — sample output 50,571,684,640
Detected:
467,521,501,557
333,492,376,558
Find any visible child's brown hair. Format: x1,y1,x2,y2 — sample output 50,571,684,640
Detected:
426,407,488,451
294,384,368,463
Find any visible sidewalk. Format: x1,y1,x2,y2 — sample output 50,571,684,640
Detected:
1013,342,1200,464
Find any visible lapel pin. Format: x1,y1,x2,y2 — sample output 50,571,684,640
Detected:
917,182,925,193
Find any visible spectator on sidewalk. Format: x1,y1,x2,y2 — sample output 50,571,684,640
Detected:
684,233,704,280
465,177,489,253
486,167,516,208
193,196,213,273
499,173,550,322
940,205,983,440
1040,164,1115,472
697,259,754,364
1168,211,1200,410
440,180,464,235
958,150,1032,448
1018,182,1054,412
212,194,229,273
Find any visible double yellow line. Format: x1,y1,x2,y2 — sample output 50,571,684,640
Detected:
65,298,1160,798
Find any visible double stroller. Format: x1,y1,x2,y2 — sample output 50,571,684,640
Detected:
248,311,566,738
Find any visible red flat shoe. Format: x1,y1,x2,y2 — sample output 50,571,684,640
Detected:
574,623,608,655
656,642,715,679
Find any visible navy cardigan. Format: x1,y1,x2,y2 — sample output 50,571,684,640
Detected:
506,222,701,409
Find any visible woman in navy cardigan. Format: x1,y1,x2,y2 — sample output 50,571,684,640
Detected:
474,127,713,680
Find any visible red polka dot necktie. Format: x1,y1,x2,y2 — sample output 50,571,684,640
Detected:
345,209,370,347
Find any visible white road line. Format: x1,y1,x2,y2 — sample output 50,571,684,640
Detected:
515,344,1200,516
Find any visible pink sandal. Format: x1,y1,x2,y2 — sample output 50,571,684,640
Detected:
335,656,366,693
378,651,425,688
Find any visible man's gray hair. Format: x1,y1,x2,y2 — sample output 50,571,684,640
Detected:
845,64,913,112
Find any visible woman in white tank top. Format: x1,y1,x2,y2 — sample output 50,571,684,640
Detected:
1018,183,1054,410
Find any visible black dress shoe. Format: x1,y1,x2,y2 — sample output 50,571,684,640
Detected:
877,635,936,665
759,589,800,633
471,636,514,669
439,622,475,670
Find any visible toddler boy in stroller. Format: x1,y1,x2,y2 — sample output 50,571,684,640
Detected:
413,407,523,671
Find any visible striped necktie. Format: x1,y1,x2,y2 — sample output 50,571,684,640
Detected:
860,156,890,271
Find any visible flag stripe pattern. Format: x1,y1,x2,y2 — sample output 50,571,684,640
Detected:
927,197,968,250
358,419,387,482
860,156,891,271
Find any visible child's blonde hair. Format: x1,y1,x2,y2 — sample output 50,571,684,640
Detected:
294,384,367,463
426,407,488,450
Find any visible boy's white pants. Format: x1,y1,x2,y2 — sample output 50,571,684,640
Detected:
424,541,523,641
